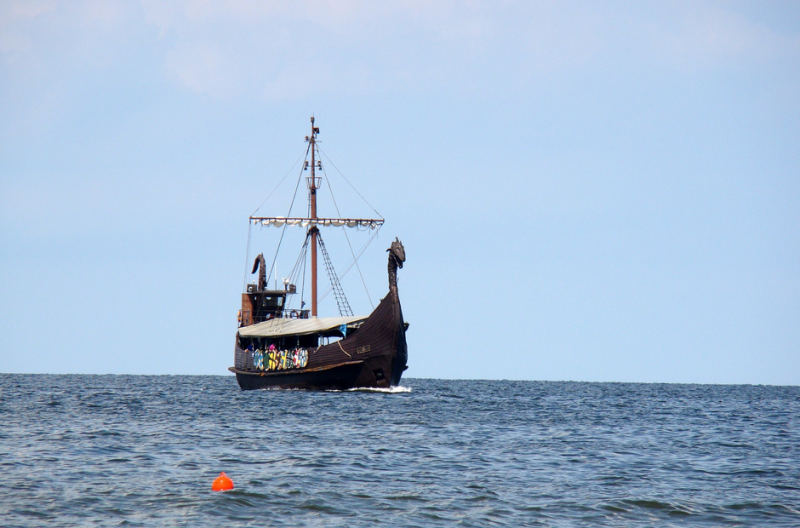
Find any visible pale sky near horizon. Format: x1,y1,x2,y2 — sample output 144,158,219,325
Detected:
1,1,798,384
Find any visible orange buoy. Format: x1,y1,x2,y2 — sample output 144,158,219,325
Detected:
211,472,234,491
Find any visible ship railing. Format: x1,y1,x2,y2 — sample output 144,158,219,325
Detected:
240,309,310,326
276,309,310,320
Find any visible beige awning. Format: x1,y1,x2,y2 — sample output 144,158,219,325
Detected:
238,315,368,338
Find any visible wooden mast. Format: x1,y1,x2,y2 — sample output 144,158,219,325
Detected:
307,117,320,317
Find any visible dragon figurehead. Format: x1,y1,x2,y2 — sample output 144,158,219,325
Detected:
387,237,406,291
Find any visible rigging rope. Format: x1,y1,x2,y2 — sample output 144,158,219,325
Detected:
288,234,310,285
320,225,382,303
321,164,374,309
300,243,307,311
250,146,309,217
318,146,383,219
285,234,310,311
317,232,353,317
246,140,384,316
266,149,308,286
242,221,253,293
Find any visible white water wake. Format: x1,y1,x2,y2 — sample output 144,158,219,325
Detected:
344,385,412,394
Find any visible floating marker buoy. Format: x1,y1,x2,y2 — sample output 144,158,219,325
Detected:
212,472,234,491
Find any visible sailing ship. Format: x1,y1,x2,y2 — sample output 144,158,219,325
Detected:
229,118,408,390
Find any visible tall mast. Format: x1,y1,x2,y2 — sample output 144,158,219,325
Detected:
307,117,321,317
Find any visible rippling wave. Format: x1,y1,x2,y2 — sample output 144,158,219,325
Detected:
0,375,798,527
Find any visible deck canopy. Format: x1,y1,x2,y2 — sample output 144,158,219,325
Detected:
238,315,367,338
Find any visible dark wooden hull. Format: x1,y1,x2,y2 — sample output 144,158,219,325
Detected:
230,289,407,390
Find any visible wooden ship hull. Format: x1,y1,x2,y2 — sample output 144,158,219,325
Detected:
230,290,407,390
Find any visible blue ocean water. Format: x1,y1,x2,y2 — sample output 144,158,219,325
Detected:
0,375,798,527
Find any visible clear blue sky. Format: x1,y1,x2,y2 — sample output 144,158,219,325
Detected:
1,1,798,384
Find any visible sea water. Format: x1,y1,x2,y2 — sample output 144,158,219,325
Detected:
0,375,798,527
